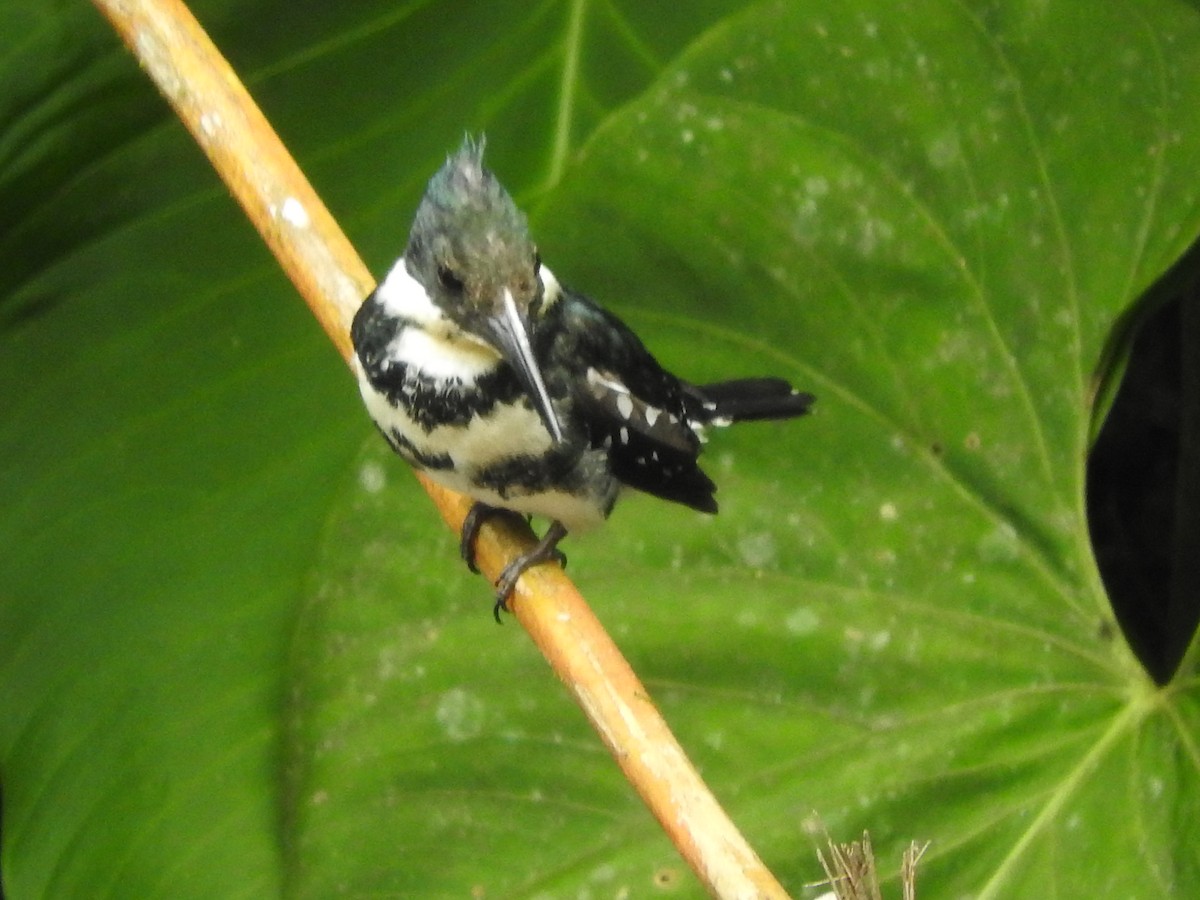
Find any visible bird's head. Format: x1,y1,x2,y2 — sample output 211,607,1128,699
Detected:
404,139,562,441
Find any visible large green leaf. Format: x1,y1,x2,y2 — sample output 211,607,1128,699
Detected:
3,1,1200,898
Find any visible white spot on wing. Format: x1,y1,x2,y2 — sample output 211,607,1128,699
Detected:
586,367,629,396
616,393,634,419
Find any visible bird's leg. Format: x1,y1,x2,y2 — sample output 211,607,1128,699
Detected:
492,521,569,622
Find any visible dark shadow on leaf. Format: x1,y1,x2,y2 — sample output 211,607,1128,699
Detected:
1088,234,1200,684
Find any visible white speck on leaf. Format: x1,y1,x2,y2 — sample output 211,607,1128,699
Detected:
359,460,387,494
785,606,820,635
376,646,397,680
978,522,1020,563
435,687,485,742
926,128,962,168
737,531,777,569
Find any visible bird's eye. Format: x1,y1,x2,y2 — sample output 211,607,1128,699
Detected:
437,264,464,293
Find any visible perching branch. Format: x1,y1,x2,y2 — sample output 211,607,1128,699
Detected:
91,0,792,897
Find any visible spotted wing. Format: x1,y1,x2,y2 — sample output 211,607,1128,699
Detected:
547,291,719,513
580,365,718,512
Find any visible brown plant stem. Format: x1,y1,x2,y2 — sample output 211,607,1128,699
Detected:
91,1,791,896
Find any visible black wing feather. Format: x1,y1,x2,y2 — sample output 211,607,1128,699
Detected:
539,287,812,514
540,290,717,512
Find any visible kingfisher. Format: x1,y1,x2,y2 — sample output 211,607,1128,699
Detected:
351,139,814,619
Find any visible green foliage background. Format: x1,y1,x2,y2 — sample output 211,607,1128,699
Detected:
2,1,1200,897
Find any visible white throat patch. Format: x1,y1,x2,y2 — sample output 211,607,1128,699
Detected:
375,257,442,325
372,257,565,386
376,258,500,382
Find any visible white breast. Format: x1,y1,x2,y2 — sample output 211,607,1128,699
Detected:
360,380,607,530
358,257,609,530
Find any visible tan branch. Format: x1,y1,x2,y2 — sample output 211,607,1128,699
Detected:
91,1,790,896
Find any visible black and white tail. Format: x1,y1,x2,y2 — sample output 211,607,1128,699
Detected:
687,378,815,426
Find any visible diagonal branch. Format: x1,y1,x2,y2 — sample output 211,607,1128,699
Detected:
91,0,792,897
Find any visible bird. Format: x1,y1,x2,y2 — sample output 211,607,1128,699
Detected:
351,138,814,620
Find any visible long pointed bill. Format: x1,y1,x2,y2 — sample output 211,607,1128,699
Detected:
486,288,564,443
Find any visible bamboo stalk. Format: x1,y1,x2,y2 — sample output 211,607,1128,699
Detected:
91,1,791,896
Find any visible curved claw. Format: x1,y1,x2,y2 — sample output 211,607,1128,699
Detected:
459,504,529,573
459,503,495,574
490,521,570,623
492,594,510,624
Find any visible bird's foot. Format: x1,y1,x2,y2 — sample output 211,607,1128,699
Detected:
459,503,526,573
492,521,569,623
